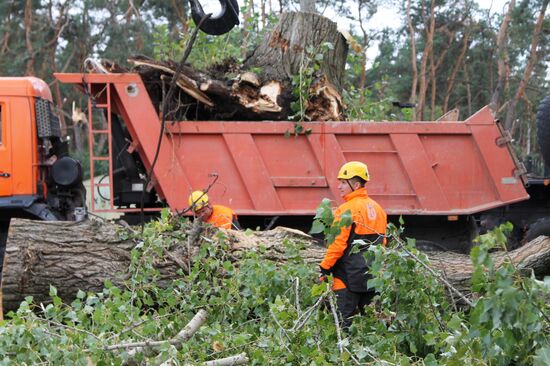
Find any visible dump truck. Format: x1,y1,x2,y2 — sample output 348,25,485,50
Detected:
0,73,547,271
0,70,548,251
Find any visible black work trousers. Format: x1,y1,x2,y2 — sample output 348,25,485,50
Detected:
334,288,375,330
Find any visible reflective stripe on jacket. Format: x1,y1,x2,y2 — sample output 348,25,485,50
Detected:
319,188,387,292
206,205,237,229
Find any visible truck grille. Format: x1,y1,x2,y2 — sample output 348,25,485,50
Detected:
35,98,61,138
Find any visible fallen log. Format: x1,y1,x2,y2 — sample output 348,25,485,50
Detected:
2,218,550,311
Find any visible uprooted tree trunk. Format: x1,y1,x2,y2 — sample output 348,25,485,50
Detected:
100,12,348,122
2,218,550,311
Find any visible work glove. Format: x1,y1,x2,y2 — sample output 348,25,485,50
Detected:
319,266,331,283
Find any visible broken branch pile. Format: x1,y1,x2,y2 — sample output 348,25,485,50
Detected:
91,12,348,122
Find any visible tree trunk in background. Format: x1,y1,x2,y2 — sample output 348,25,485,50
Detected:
427,27,454,118
24,0,34,76
260,0,267,28
429,43,436,120
2,219,550,312
126,0,144,52
490,0,515,112
241,0,254,59
357,2,371,103
406,0,418,118
35,2,69,134
463,61,472,116
444,30,470,113
417,0,436,121
171,0,189,34
504,0,548,132
0,2,14,56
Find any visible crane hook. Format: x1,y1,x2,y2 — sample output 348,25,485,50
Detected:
188,0,240,36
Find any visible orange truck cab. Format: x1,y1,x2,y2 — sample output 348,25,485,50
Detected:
0,77,86,272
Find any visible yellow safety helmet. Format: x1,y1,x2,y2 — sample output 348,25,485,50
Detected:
188,190,209,210
337,161,370,181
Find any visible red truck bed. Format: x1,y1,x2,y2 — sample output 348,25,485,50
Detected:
55,73,529,216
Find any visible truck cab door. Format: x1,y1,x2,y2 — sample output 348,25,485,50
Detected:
0,100,13,197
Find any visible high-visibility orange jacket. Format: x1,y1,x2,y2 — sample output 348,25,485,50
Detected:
206,205,239,229
320,188,387,291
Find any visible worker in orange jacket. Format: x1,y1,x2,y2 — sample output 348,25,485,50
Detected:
188,191,241,230
319,161,387,329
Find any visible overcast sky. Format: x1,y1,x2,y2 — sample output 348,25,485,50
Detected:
365,0,509,30
201,0,511,28
200,0,511,61
356,0,510,61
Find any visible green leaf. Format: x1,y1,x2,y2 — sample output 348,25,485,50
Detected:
424,354,438,366
534,347,550,366
53,296,62,307
309,220,325,234
310,282,327,297
49,285,58,297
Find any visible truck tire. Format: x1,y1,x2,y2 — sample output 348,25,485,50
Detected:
536,96,550,167
523,217,550,243
415,240,447,252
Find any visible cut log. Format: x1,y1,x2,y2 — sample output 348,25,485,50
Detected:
1,219,134,311
2,218,550,311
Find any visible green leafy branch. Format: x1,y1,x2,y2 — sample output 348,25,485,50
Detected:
309,197,352,244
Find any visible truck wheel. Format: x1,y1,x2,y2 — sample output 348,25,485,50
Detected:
415,240,447,252
523,217,550,243
536,96,550,167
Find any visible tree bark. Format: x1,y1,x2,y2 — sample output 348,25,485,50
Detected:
24,0,34,76
490,0,515,112
417,0,436,121
406,0,418,116
444,30,470,114
0,2,14,56
1,219,134,311
357,3,369,102
243,12,348,92
2,219,550,312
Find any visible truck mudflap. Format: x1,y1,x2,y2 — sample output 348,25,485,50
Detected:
55,73,530,217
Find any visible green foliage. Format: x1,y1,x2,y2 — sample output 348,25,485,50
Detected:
343,80,406,121
309,198,352,244
367,236,452,358
152,21,244,69
0,214,548,364
289,44,328,122
459,223,550,364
